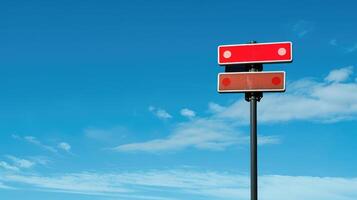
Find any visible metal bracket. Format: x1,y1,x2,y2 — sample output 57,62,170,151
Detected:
245,63,263,102
245,92,263,102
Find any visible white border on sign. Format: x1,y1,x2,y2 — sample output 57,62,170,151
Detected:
217,41,293,65
217,71,286,93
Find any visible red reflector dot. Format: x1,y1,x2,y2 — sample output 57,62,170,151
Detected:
222,78,231,86
272,77,281,85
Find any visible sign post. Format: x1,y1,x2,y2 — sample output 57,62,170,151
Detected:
217,41,293,200
246,63,262,200
250,87,258,200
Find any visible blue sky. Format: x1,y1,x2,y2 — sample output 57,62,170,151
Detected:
1,0,357,199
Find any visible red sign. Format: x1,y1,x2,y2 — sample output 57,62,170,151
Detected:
218,42,292,65
218,71,285,93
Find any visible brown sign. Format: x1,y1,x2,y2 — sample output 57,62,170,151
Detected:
218,71,285,93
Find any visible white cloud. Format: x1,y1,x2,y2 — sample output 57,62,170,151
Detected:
208,102,225,113
0,155,52,173
214,66,357,123
190,174,357,200
84,126,128,142
156,109,172,119
180,108,196,118
149,106,172,119
26,157,50,168
329,39,337,46
13,136,73,154
58,142,71,152
327,40,357,53
6,156,35,169
0,161,19,171
14,135,58,153
2,173,130,195
0,182,13,189
0,169,357,200
292,20,314,38
325,66,353,82
113,118,278,153
114,118,239,152
347,43,357,53
258,135,281,145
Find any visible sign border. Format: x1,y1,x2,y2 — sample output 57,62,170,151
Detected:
217,41,293,65
217,71,286,93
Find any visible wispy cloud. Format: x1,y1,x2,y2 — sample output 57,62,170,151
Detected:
347,43,357,53
329,39,337,46
0,182,14,190
0,161,19,171
58,142,71,153
208,102,225,113
180,108,196,118
327,39,357,53
113,118,239,152
0,155,48,172
113,118,278,153
257,135,281,145
5,155,35,169
12,135,58,153
84,126,128,142
12,135,73,154
2,173,130,195
0,169,357,200
28,156,50,166
149,106,172,120
292,20,314,38
325,66,353,82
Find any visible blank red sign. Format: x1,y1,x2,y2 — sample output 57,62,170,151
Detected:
218,42,292,65
218,71,285,93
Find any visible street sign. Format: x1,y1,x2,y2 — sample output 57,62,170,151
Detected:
216,40,292,200
218,71,285,93
218,42,292,65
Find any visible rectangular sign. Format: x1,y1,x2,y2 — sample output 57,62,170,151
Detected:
218,71,286,93
218,42,292,65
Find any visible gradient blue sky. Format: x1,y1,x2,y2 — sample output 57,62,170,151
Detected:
1,1,357,200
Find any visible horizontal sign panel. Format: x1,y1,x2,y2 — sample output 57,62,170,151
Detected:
218,71,286,93
218,42,292,65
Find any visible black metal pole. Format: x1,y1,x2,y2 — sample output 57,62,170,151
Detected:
250,93,258,200
229,41,262,200
245,41,261,200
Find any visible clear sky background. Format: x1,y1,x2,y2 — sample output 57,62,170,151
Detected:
1,0,357,200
